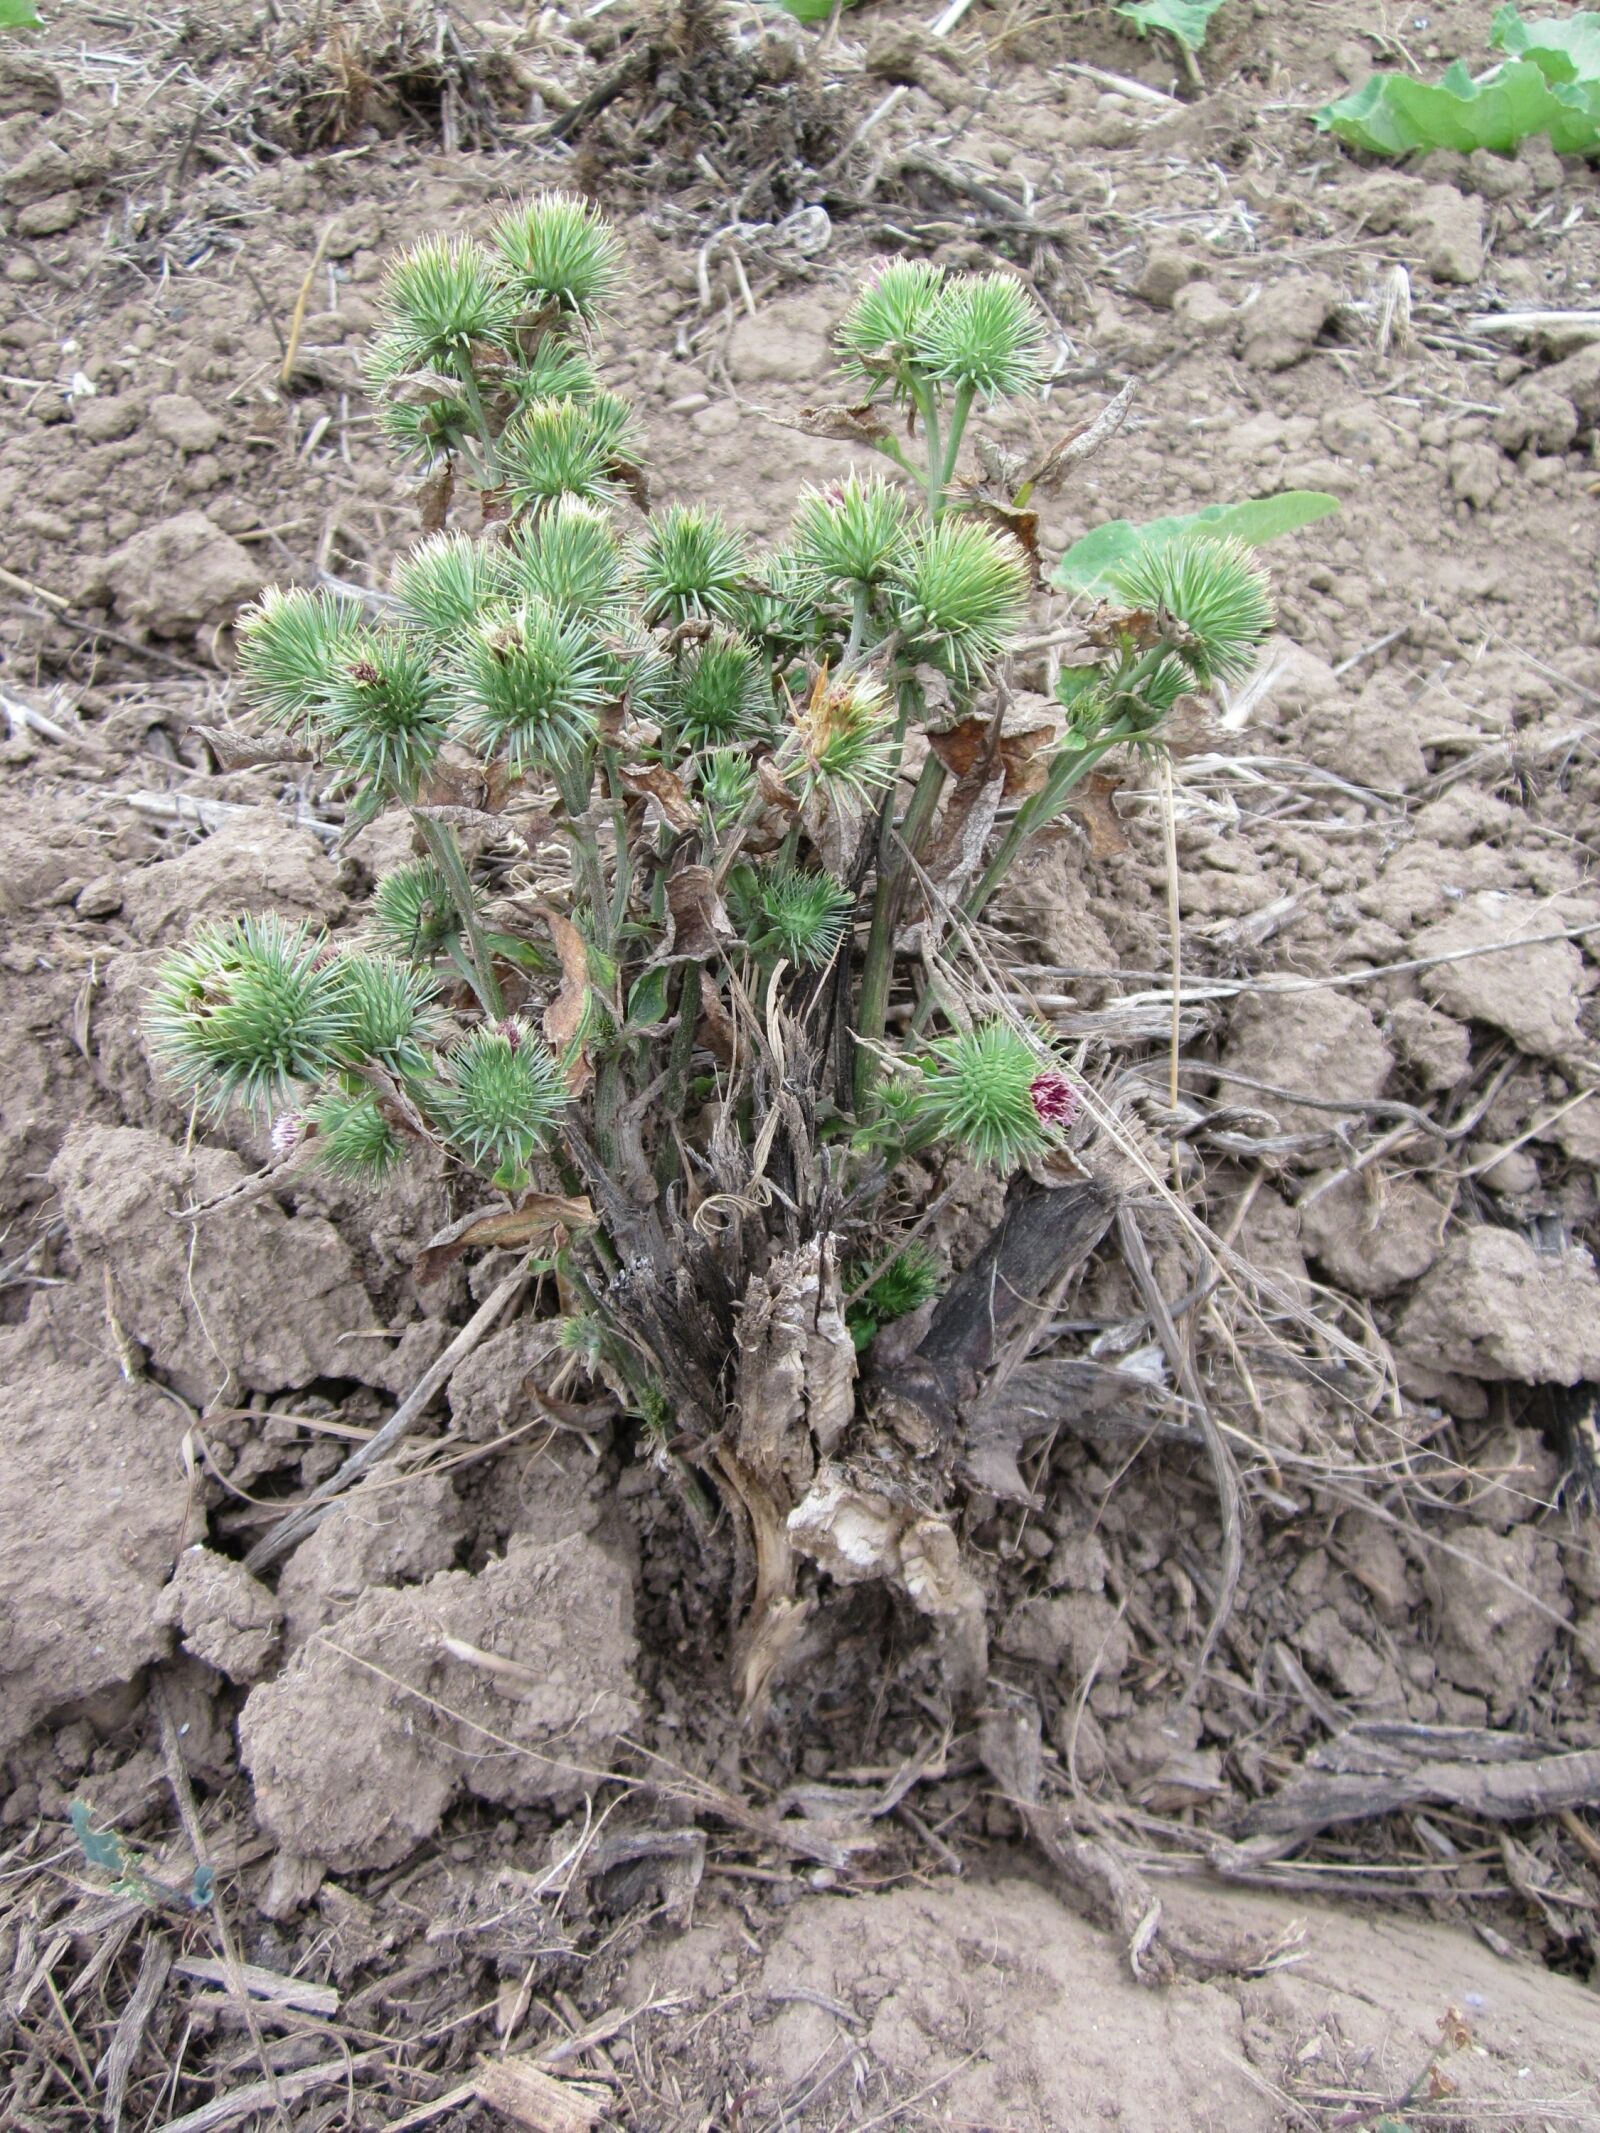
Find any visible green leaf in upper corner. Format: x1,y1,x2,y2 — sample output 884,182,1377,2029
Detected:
1317,9,1600,160
1115,0,1226,52
0,0,43,26
1051,491,1339,599
1318,58,1600,158
1491,5,1600,83
765,0,856,21
624,966,670,1031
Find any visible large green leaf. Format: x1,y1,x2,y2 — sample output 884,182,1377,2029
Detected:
1052,491,1338,599
1318,7,1600,158
1115,0,1227,53
0,0,43,26
1491,5,1600,81
1319,57,1600,156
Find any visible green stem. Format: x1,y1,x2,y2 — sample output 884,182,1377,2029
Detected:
966,727,1132,925
414,812,505,1018
602,745,632,946
909,376,944,519
451,355,498,466
939,382,976,493
843,583,871,667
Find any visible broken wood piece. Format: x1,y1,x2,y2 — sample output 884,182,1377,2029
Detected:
872,1172,1115,1447
1237,1741,1600,1849
474,2055,608,2131
172,1954,339,2015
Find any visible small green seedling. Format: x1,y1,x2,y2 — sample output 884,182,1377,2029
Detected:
1116,0,1227,57
1319,5,1600,159
70,1802,215,1911
0,0,42,27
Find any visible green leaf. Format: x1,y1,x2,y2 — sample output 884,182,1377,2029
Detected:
624,966,670,1031
765,0,855,20
1052,491,1338,598
1055,664,1104,705
1491,6,1600,83
0,0,42,25
71,1802,127,1873
1318,8,1600,160
1115,0,1227,54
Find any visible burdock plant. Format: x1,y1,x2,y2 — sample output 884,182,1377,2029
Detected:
151,197,1275,1696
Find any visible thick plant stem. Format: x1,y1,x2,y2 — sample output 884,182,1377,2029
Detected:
853,748,949,1111
415,812,505,1018
654,963,699,1189
843,583,871,666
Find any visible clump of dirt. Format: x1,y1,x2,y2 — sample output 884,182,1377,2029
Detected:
275,1468,470,1650
50,1123,397,1406
630,1873,1600,2130
0,1289,193,1761
154,1546,283,1686
239,1530,641,1870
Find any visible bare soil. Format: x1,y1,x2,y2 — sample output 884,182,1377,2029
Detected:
3,2,1600,2128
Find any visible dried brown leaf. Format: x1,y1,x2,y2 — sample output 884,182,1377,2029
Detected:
416,1195,594,1281
779,401,895,449
697,972,736,1063
1020,378,1137,491
665,863,734,960
928,714,1056,801
543,909,591,1055
417,459,454,534
621,762,698,832
973,501,1042,585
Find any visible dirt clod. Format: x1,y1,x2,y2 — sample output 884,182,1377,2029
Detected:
1396,1225,1600,1386
100,510,260,640
153,1545,282,1684
241,1532,640,1869
52,1124,383,1407
1431,1524,1571,1719
0,1301,189,1760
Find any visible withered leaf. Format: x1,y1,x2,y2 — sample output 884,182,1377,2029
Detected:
1021,378,1137,492
420,753,517,815
542,909,592,1073
416,1195,594,1281
784,401,894,449
622,762,699,832
973,502,1042,586
756,758,800,816
697,972,736,1063
611,455,650,511
928,714,1057,800
416,459,454,535
919,762,1004,893
665,863,735,960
